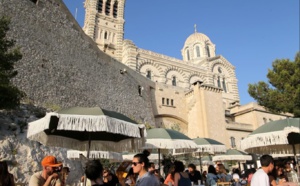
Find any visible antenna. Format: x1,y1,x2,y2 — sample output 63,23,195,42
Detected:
75,8,78,20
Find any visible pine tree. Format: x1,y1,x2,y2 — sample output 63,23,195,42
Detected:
0,16,25,109
248,52,300,117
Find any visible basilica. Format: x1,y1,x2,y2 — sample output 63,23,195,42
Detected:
82,0,290,149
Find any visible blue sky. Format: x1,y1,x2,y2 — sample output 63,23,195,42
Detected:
63,0,299,105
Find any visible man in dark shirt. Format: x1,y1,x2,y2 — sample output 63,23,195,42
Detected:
187,163,202,184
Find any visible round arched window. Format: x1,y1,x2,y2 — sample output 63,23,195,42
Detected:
218,67,222,73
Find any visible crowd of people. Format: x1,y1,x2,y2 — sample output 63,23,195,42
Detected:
1,152,300,186
204,155,300,186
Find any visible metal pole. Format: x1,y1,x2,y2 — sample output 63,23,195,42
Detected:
199,151,203,173
84,133,91,186
158,149,161,176
292,144,300,176
87,133,91,159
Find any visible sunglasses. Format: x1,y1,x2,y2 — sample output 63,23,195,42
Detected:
132,162,141,166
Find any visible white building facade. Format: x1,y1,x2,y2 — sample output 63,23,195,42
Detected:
83,0,290,149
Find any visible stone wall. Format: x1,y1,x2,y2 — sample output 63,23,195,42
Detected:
0,0,155,125
0,0,156,184
0,104,84,185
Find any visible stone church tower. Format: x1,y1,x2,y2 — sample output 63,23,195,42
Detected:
83,0,125,61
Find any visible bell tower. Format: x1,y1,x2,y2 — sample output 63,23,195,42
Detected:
83,0,125,61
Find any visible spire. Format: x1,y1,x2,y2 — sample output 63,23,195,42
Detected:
194,24,197,33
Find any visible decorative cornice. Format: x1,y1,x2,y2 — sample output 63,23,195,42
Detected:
97,14,125,24
208,55,221,61
225,122,254,132
231,106,291,117
138,48,206,71
210,55,235,69
200,84,223,93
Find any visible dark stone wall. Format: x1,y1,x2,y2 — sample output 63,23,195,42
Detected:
0,0,155,125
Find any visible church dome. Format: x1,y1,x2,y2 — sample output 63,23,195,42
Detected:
181,31,216,62
184,32,211,46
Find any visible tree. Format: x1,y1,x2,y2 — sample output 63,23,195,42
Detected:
248,52,300,117
0,16,25,109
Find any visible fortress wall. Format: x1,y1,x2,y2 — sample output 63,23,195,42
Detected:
0,0,155,125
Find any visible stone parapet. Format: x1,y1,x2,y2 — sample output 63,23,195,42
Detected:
226,122,254,132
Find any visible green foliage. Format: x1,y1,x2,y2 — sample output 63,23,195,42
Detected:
170,123,180,132
145,122,153,129
44,102,61,111
100,158,110,168
0,16,25,109
162,154,175,177
248,52,300,117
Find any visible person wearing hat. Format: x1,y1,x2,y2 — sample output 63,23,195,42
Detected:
29,155,63,186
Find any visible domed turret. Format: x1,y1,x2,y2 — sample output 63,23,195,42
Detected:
181,26,216,62
184,32,210,46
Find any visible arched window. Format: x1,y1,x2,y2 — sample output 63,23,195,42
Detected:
146,70,151,79
105,0,111,16
230,137,236,148
186,50,190,61
206,45,210,57
97,0,103,13
218,67,222,73
138,85,143,96
113,1,118,18
222,78,227,92
104,31,108,39
217,76,221,88
172,76,177,86
196,45,200,57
